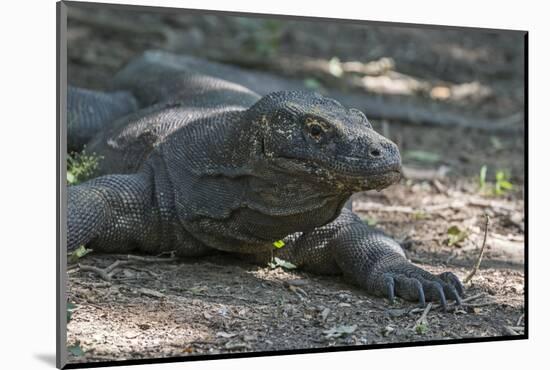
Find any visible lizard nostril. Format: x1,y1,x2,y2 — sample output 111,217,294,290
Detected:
369,148,382,158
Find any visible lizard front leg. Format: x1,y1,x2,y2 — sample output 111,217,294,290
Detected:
67,171,157,254
278,208,463,307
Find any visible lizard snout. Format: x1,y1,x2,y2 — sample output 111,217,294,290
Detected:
367,140,401,169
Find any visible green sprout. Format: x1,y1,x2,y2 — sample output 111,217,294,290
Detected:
67,150,103,185
494,170,513,195
479,165,513,196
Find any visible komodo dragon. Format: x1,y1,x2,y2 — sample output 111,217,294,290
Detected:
67,51,463,307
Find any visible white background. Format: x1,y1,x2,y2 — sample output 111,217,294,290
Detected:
0,0,546,368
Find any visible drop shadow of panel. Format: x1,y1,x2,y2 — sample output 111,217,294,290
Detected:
34,353,57,367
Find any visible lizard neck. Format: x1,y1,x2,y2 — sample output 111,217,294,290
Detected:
162,108,351,252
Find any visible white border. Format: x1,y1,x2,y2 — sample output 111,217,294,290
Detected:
2,0,547,369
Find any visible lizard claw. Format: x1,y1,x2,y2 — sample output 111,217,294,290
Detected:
438,271,465,298
383,273,395,303
372,262,463,308
390,274,426,306
421,280,448,310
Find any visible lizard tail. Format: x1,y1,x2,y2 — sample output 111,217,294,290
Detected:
67,86,138,151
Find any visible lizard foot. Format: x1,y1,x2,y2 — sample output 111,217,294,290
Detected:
376,262,463,310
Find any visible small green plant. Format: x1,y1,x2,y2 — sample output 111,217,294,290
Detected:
415,322,428,335
304,78,323,91
479,165,488,190
364,217,378,226
67,150,103,185
412,211,428,220
67,302,77,322
494,170,513,195
447,225,468,246
67,341,84,357
68,245,93,264
479,165,513,196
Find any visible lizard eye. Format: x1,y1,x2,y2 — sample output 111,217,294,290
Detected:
309,124,323,137
304,117,328,141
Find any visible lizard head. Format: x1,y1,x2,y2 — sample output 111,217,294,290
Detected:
250,91,402,192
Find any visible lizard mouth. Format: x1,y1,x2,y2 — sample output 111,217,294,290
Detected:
270,154,402,191
263,134,402,191
330,165,402,191
357,169,402,191
315,154,402,189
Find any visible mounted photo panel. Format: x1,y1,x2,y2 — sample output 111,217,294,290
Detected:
56,1,527,368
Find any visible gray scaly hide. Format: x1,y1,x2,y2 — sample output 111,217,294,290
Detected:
67,51,463,307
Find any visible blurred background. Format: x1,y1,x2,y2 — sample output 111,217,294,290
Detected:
67,5,525,181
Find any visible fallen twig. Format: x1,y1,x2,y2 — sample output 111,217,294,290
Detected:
105,259,129,273
78,264,113,282
461,300,499,307
461,293,487,303
506,326,525,332
432,179,447,194
127,254,178,263
409,292,488,314
503,326,521,336
463,214,490,284
467,198,518,212
516,313,524,326
415,302,432,325
125,265,161,278
76,253,176,282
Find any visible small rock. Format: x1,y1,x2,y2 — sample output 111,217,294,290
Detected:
125,330,140,339
337,293,352,301
218,306,230,317
216,331,238,338
381,325,395,336
139,288,165,298
243,334,257,342
321,308,331,322
323,324,358,339
224,340,250,350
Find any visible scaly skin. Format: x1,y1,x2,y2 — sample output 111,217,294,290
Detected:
67,51,463,307
67,86,137,151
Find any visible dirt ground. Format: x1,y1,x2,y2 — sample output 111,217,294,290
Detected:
64,4,525,364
